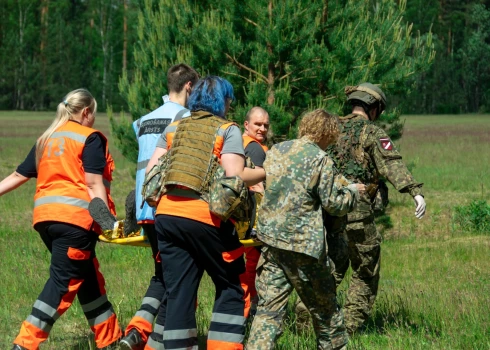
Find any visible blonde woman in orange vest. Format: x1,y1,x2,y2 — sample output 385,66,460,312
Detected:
240,107,270,319
0,89,121,350
142,76,266,350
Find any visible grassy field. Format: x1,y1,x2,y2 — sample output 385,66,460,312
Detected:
0,111,489,349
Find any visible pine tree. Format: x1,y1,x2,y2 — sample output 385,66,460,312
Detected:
114,0,435,161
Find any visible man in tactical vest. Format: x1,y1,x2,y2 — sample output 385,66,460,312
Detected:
120,64,199,350
326,83,426,334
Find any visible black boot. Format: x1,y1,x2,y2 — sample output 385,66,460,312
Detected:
120,328,144,350
123,190,140,236
88,197,117,231
12,345,28,350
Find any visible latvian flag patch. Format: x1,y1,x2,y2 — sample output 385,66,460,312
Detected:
380,138,393,150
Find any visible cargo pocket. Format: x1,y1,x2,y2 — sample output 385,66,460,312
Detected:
67,247,91,260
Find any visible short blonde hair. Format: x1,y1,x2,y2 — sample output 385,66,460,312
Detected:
298,109,339,145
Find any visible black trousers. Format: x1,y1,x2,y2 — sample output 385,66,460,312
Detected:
125,224,167,342
14,222,121,349
146,215,246,350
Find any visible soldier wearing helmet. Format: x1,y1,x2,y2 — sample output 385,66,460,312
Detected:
325,83,426,334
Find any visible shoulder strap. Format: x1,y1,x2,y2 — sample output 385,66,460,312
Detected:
173,108,190,122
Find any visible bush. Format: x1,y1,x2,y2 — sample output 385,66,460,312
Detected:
453,200,490,233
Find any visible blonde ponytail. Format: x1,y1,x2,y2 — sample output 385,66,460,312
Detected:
35,89,97,168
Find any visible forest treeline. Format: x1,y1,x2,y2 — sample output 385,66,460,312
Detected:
0,0,489,115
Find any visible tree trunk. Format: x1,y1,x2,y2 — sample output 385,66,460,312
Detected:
123,0,127,73
40,0,49,108
267,0,275,105
98,0,114,108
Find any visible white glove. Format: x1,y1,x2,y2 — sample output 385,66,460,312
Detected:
414,195,426,219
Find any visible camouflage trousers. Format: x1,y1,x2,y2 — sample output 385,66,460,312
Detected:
247,246,348,350
330,216,381,334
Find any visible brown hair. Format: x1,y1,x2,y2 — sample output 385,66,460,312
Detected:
298,109,339,145
167,64,199,93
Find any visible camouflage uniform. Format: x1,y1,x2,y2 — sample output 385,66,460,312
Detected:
326,113,423,334
247,137,358,350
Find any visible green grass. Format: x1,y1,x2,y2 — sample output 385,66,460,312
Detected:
0,112,489,349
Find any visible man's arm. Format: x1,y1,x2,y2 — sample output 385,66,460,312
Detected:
244,141,267,193
146,147,167,174
369,127,425,218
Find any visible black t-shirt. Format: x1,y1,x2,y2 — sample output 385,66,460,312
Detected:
244,141,266,167
16,133,107,178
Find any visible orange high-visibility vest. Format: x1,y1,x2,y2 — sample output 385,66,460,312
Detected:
33,121,116,231
242,135,268,152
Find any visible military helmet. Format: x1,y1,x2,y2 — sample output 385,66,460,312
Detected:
345,83,387,112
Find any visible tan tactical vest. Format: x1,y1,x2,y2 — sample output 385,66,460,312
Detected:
163,111,231,196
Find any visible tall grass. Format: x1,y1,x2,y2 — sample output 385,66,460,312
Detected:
0,112,489,349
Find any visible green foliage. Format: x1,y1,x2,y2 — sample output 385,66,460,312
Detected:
108,107,138,164
375,214,394,232
0,0,138,111
453,200,490,234
404,1,490,113
114,0,434,160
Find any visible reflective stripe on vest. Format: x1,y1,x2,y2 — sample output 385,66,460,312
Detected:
33,121,113,230
34,195,90,209
137,159,149,171
51,131,87,144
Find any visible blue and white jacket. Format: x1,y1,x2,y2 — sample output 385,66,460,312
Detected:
133,95,190,223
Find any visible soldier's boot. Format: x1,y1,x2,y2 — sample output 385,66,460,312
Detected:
88,197,117,231
123,190,140,236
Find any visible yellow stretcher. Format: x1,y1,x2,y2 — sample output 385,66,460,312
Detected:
98,220,262,248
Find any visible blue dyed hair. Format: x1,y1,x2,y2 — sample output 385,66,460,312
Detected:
187,76,235,117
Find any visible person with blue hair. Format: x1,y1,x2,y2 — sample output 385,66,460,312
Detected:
143,75,265,350
186,75,235,117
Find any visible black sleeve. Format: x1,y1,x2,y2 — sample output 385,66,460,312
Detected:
82,133,107,175
244,142,266,167
16,144,38,178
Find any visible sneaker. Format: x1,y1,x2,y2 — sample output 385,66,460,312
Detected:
89,197,117,231
123,190,140,236
12,345,28,350
120,329,144,350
